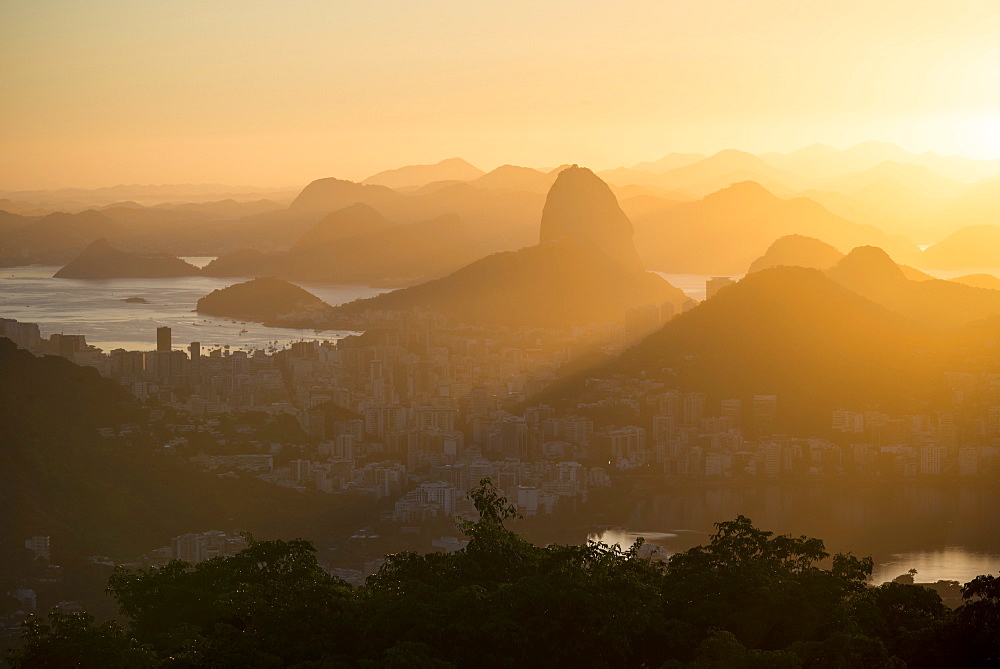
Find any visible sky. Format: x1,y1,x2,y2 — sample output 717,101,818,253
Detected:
3,0,1000,190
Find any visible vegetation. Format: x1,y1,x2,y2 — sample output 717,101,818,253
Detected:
0,338,376,563
8,479,1000,667
195,277,332,324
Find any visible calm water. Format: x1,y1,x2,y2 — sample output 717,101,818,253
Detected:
0,261,389,352
588,483,1000,585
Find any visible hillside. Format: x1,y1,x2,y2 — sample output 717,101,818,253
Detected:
951,273,1000,290
54,238,201,278
826,246,1000,328
326,240,684,328
289,177,402,213
0,338,369,562
320,166,685,328
196,277,333,323
746,234,845,273
205,211,484,285
362,157,483,189
536,267,944,432
651,149,810,196
921,225,1000,269
0,209,124,266
539,165,642,271
290,202,395,249
632,181,919,273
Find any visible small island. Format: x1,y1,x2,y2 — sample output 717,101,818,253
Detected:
195,276,333,325
121,296,150,304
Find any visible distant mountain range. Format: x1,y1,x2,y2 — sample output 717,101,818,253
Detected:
10,141,1000,274
362,158,484,190
311,166,686,329
825,246,1000,328
55,238,201,279
921,225,1000,269
631,181,919,274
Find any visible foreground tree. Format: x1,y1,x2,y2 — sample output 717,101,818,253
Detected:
8,479,999,667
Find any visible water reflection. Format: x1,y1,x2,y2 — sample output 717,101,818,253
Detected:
585,483,1000,584
870,548,1000,585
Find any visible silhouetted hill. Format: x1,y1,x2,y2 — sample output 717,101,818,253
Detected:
208,169,648,287
54,238,201,278
764,141,996,182
0,338,373,561
205,211,483,285
747,235,845,273
319,168,685,328
326,241,683,328
240,175,544,259
951,274,1000,290
290,202,394,249
536,267,944,431
819,161,965,199
196,277,333,323
633,181,918,273
826,246,1000,327
286,214,482,285
825,245,909,293
795,184,940,240
362,158,483,189
153,198,282,217
0,209,123,266
0,210,32,234
921,225,1000,269
469,165,559,193
652,149,810,196
289,177,402,213
539,165,643,271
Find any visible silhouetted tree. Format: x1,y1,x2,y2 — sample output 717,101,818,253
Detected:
8,480,1000,667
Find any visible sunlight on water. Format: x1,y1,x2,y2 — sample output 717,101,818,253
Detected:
870,548,1000,585
587,529,695,559
590,528,1000,584
0,263,389,351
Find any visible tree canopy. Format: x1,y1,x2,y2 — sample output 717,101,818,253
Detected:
8,479,1000,667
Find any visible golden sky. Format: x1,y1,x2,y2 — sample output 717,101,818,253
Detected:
3,0,1000,189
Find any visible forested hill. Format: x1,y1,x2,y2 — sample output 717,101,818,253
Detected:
0,338,371,562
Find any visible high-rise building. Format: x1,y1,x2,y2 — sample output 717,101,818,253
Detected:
753,395,778,436
660,301,675,324
683,392,707,425
189,341,201,361
500,416,528,460
24,535,51,563
156,326,172,352
706,276,735,299
720,399,742,426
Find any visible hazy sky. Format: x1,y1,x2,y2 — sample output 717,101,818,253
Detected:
3,0,1000,189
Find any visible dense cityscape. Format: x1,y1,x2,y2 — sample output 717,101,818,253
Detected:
5,2,1000,664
